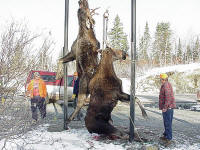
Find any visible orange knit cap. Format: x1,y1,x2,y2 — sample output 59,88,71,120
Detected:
74,72,78,76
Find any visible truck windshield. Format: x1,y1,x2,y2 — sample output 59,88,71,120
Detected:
30,73,74,87
41,75,56,82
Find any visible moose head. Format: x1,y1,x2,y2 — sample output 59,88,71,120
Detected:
78,0,95,29
98,46,127,63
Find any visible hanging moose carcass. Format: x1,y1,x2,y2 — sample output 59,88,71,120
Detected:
60,0,100,123
85,47,147,139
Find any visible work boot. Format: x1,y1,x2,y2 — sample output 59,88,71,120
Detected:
159,136,167,141
163,139,172,147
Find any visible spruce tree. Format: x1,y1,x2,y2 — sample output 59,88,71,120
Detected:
152,22,172,66
177,38,183,64
138,22,151,61
108,15,129,52
193,37,200,62
186,44,192,63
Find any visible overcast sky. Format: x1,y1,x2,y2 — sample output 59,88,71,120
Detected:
0,0,200,59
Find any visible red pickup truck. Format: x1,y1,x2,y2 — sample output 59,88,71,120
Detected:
25,70,76,103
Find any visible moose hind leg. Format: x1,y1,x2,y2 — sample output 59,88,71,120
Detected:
67,93,86,123
117,92,130,102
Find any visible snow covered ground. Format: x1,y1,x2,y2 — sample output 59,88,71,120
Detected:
1,63,200,150
0,123,199,150
0,124,127,150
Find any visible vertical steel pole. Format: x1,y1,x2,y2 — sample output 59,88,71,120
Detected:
102,14,105,49
129,0,136,142
102,10,109,49
105,12,108,43
63,0,69,130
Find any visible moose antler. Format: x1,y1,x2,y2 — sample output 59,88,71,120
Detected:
90,7,100,16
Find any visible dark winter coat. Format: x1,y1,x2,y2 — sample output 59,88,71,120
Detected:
73,78,79,98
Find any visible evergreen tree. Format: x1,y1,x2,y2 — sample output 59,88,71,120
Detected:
177,38,183,63
108,15,129,52
193,37,200,62
186,44,192,63
172,41,177,65
138,22,151,61
139,36,144,59
152,22,172,66
182,52,186,64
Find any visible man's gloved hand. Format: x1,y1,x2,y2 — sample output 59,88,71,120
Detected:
72,94,76,99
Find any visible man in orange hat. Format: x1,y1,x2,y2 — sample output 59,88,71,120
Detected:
159,73,176,146
26,72,47,122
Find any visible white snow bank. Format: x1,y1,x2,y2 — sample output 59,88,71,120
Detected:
137,63,200,83
145,63,200,76
121,78,131,94
121,63,200,94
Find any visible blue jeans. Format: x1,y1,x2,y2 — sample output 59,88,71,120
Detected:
31,96,46,121
162,109,174,140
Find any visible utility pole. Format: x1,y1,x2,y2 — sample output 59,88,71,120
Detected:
63,0,69,130
129,0,136,142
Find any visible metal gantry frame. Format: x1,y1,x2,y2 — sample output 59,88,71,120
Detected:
63,0,136,141
130,0,136,142
102,10,109,49
63,0,69,130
